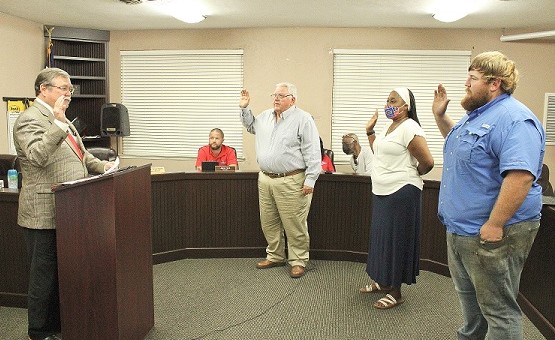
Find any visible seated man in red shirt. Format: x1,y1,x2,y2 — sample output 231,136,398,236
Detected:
195,128,238,170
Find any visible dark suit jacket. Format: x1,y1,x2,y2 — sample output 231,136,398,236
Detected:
13,101,107,229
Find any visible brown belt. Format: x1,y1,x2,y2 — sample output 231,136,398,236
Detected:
262,168,305,179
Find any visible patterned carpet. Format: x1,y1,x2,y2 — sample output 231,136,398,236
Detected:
0,258,546,339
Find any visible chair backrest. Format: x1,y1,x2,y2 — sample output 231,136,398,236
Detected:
231,146,238,170
323,148,335,171
324,148,334,163
539,163,554,196
86,147,118,161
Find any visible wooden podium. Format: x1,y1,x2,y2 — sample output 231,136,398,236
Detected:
53,164,154,339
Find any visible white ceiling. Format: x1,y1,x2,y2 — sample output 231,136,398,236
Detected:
1,0,554,34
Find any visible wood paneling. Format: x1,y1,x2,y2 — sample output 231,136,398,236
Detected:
519,205,555,337
54,165,153,339
150,172,266,263
0,191,28,307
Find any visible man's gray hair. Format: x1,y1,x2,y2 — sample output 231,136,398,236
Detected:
34,67,71,96
275,82,298,100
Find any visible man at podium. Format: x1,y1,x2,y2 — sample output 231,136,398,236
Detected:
13,67,115,340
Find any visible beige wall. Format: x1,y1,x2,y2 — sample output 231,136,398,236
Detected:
0,13,44,154
2,13,555,176
109,27,555,175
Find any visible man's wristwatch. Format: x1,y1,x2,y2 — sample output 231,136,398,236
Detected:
366,130,375,136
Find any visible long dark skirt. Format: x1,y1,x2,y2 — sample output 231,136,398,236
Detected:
366,184,421,287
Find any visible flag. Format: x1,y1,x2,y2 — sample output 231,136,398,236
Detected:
45,26,55,67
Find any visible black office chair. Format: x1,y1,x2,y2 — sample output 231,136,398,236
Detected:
230,146,238,170
539,163,554,196
87,147,118,161
324,148,334,164
323,148,336,172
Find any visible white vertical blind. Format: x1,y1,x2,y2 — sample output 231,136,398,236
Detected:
332,49,471,165
544,93,555,145
120,50,244,158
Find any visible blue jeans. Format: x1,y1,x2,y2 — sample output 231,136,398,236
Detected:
446,220,539,340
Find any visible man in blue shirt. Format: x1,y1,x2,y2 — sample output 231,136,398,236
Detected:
432,51,545,340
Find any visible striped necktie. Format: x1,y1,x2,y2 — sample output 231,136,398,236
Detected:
67,133,84,160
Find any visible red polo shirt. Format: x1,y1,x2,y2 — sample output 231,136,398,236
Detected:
195,144,237,168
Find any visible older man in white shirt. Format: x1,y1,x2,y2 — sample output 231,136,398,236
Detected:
342,133,373,175
239,82,321,279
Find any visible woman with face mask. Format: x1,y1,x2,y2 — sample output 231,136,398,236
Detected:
359,87,434,309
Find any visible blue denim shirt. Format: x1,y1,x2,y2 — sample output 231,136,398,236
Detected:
438,94,545,236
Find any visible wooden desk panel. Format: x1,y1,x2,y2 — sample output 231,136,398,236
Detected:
150,172,374,263
309,173,372,262
0,190,28,307
151,172,266,263
420,181,450,276
519,205,555,337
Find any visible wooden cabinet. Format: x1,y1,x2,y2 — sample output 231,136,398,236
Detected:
45,26,110,147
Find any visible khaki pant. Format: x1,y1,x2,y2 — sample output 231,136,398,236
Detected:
258,171,312,267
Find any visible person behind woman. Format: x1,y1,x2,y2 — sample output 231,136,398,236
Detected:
320,137,336,172
359,87,434,309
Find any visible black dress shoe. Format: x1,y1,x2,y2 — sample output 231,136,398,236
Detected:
44,336,62,340
29,335,62,340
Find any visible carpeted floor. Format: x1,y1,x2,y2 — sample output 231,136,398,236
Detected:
0,258,546,339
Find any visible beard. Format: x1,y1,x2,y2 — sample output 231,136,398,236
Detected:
210,144,221,151
461,87,490,112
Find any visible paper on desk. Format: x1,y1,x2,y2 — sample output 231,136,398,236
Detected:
104,157,120,174
59,174,102,186
58,157,120,186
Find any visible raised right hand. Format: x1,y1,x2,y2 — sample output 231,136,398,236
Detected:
239,89,250,108
433,84,450,116
53,94,70,122
365,109,379,133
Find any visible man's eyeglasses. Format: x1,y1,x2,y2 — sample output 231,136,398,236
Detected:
270,93,293,100
48,84,75,95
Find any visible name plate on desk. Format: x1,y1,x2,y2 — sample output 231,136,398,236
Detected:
151,166,166,175
215,166,235,172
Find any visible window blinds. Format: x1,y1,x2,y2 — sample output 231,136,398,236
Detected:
544,93,555,145
332,49,471,166
120,50,244,158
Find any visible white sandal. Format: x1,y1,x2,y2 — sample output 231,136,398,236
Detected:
373,294,405,309
359,282,391,293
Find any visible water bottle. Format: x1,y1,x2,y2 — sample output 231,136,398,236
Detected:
7,169,18,189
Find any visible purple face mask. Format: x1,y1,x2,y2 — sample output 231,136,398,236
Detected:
384,105,400,119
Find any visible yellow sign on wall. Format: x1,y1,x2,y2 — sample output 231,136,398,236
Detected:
7,100,32,112
5,99,33,154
